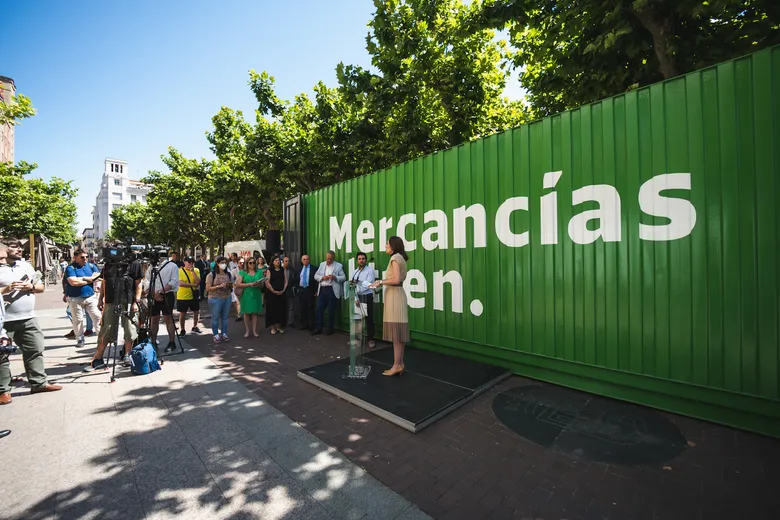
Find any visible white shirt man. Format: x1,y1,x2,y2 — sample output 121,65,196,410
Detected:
146,256,180,351
312,250,346,335
148,258,180,296
0,241,62,403
350,252,377,348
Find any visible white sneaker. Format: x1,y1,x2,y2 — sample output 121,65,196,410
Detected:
213,335,222,343
76,337,85,348
221,334,230,342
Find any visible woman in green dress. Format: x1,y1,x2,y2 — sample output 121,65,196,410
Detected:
236,259,264,337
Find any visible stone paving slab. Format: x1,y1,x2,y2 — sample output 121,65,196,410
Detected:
182,309,780,520
0,291,427,520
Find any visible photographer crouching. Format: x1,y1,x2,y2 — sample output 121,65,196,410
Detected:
0,240,62,404
83,248,143,372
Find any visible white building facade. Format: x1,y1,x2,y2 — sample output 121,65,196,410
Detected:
81,227,97,252
91,158,151,242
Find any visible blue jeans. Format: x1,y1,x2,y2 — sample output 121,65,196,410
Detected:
66,305,93,330
208,297,231,336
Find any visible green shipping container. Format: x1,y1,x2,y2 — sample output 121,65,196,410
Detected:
303,47,780,437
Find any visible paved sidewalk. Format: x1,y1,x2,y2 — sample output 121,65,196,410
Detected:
0,296,429,520
184,317,780,520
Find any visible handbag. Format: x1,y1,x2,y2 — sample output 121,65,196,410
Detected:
183,268,199,300
233,270,244,298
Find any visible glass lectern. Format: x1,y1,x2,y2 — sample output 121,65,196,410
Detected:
343,280,374,379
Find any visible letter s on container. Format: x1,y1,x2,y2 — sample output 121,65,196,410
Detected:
638,173,697,241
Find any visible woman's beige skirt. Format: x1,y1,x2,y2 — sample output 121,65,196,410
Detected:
383,285,410,343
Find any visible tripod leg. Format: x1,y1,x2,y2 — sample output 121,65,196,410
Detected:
108,341,118,382
166,297,185,355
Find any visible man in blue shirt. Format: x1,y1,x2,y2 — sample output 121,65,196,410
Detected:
65,249,102,347
297,254,318,331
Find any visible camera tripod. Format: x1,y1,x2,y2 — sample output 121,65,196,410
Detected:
145,261,184,357
102,264,140,383
101,260,184,382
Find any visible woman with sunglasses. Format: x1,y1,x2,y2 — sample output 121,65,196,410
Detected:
236,258,264,337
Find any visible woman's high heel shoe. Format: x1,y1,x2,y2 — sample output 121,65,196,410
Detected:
382,365,404,377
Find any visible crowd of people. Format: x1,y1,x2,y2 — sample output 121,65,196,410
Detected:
0,235,413,408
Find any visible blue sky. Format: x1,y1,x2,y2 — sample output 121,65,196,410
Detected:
3,0,523,232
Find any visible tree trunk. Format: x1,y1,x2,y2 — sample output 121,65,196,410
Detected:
262,206,277,231
632,7,680,79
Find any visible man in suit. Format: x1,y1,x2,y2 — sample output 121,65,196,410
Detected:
297,254,317,331
312,250,345,335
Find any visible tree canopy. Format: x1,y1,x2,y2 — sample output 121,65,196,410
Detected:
0,92,78,243
113,0,778,250
131,0,524,250
474,0,780,116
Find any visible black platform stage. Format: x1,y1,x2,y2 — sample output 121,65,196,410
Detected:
297,347,511,432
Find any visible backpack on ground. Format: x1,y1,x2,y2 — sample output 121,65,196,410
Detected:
130,339,161,375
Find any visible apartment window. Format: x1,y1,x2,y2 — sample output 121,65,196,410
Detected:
114,179,120,186
120,165,123,173
131,194,137,202
112,192,122,201
112,204,121,210
110,164,114,172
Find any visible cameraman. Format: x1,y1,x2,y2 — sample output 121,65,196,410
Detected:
83,255,143,372
0,240,62,404
147,255,179,352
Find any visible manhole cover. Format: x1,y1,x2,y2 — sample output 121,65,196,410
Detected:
493,385,687,465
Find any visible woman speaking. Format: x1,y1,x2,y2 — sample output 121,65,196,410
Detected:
370,236,410,376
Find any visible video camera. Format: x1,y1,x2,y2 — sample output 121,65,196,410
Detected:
0,343,18,355
103,245,130,262
102,244,169,265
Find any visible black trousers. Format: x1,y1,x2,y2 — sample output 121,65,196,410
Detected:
297,286,316,330
358,294,375,340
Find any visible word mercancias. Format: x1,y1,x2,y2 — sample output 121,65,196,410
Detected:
331,172,696,315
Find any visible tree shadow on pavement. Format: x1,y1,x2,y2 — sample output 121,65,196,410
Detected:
16,366,412,520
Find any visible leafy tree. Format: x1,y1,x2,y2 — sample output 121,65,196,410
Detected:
1,90,38,178
208,74,294,232
337,0,528,166
0,160,38,178
0,93,78,242
0,174,78,243
107,202,159,244
141,149,224,251
0,91,36,127
474,0,780,116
